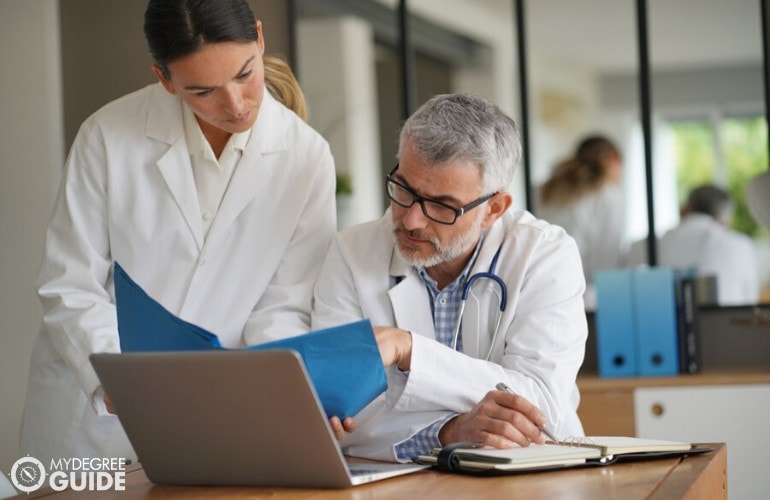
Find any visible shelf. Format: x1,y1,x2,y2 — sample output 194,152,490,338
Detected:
578,368,770,391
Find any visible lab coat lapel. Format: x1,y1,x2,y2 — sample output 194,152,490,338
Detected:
461,220,507,359
156,148,204,250
204,92,285,249
203,145,273,248
387,250,436,339
146,85,204,250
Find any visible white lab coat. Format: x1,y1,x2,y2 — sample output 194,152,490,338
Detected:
312,209,587,462
537,184,625,309
21,83,336,464
627,213,759,305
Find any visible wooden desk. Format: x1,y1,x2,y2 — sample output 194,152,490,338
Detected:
21,443,726,499
577,371,769,498
577,369,770,436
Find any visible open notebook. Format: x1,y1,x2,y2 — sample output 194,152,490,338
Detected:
557,436,694,455
416,436,709,473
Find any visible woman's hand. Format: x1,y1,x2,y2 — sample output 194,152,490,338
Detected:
329,416,357,440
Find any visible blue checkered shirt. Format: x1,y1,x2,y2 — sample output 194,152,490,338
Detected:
393,237,485,461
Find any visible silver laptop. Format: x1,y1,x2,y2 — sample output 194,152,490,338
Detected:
90,350,426,488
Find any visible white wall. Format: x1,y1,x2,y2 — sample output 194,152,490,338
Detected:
0,0,63,472
298,17,384,228
303,1,525,216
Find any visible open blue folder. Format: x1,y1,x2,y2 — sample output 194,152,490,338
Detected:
113,262,386,418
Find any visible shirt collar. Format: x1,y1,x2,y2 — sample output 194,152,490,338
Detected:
182,103,252,161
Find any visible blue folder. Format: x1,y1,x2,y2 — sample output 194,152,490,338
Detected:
633,268,679,376
594,269,637,377
595,268,680,378
113,262,386,418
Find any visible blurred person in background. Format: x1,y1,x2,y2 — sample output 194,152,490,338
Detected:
538,135,625,309
627,184,759,305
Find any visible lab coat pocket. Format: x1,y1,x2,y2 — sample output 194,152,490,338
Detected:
20,333,88,460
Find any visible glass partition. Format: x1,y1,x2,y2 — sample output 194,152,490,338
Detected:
294,0,769,303
295,0,521,226
525,0,640,307
648,0,769,304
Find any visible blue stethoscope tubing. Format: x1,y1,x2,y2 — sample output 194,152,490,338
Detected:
450,246,507,360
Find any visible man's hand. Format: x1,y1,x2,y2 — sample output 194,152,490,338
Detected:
329,416,356,440
438,389,548,449
373,326,412,371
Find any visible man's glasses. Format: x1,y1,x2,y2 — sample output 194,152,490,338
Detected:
385,165,497,225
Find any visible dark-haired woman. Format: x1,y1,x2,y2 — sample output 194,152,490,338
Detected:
21,0,335,464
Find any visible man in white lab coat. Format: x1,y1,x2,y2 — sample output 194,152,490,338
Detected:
313,93,587,462
627,184,759,305
21,0,335,466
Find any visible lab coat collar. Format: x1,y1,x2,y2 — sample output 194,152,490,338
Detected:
146,83,185,145
204,91,284,248
470,215,507,275
247,90,288,154
145,85,288,252
147,84,205,249
144,83,285,151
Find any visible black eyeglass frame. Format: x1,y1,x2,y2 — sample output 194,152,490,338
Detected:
385,165,498,225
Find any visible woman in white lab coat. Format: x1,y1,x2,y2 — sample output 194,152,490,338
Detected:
537,136,625,309
20,0,335,465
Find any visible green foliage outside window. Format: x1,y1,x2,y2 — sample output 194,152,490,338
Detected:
672,117,768,238
723,117,768,237
673,121,715,203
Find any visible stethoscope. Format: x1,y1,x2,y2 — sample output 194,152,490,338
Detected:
450,246,507,361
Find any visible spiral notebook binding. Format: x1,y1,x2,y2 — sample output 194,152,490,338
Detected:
559,436,597,447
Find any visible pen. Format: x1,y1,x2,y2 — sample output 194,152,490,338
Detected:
495,382,560,445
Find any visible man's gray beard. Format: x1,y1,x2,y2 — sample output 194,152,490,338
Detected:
390,211,484,269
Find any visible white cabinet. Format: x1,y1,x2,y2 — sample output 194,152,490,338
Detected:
635,384,770,500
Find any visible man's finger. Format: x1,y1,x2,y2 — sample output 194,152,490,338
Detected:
493,391,546,426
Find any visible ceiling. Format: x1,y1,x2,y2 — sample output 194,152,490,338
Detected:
524,0,763,73
306,0,764,74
